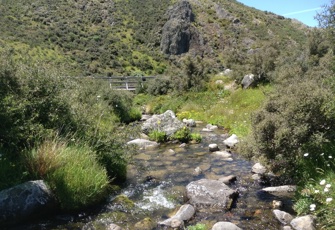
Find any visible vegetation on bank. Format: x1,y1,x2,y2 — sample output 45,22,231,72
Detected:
0,0,335,228
0,49,140,209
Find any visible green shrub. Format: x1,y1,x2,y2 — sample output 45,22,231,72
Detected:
148,130,167,143
146,76,173,96
45,143,110,210
188,223,208,230
239,71,335,178
171,127,191,143
190,133,202,143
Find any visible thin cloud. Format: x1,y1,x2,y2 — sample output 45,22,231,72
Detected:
283,7,322,16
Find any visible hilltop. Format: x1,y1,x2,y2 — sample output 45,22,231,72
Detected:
0,0,309,77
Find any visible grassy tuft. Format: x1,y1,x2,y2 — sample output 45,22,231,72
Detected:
27,139,110,210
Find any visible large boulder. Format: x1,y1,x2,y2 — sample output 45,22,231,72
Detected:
186,179,238,212
141,110,186,137
0,180,56,225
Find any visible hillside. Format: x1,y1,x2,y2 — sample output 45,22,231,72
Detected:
0,0,309,77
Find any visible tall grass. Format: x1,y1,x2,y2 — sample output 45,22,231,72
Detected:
26,139,110,210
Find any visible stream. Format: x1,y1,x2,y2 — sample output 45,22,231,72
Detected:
10,124,294,230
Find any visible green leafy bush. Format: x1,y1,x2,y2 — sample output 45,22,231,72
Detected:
50,144,109,210
190,133,202,143
148,130,167,143
188,223,208,230
171,127,191,143
26,139,110,210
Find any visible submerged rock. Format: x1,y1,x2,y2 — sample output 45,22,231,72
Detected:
0,180,56,225
186,179,238,212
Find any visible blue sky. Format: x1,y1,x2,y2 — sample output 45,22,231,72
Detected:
237,0,331,27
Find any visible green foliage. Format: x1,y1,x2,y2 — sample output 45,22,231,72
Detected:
240,74,335,176
190,133,202,143
294,171,335,229
0,151,28,190
0,50,77,152
45,143,110,210
171,127,191,143
172,56,209,93
146,76,173,96
187,223,208,230
148,130,167,143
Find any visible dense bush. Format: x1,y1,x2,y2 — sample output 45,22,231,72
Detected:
0,51,76,152
239,59,335,178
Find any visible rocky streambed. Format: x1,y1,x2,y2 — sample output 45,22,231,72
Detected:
2,111,315,230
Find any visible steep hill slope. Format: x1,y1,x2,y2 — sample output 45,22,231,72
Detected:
0,0,309,76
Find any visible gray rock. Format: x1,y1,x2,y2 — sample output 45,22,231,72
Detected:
209,143,220,152
214,151,232,158
223,134,239,148
212,221,242,230
186,179,238,211
158,204,195,228
0,180,56,225
241,74,255,89
218,175,237,184
206,124,218,131
127,139,159,149
183,118,196,127
141,110,186,137
273,209,294,225
252,163,267,174
262,186,297,196
251,174,262,180
290,215,316,230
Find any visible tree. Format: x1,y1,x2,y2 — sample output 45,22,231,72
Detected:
316,0,335,52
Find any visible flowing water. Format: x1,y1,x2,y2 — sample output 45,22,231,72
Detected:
10,124,294,230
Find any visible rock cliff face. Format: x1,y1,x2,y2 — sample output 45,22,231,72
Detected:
160,0,201,55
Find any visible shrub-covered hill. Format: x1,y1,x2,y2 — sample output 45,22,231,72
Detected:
0,0,309,76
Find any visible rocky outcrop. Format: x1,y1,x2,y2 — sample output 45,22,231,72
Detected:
186,179,238,212
158,204,195,229
141,110,186,137
82,220,123,230
160,1,202,55
0,180,56,225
